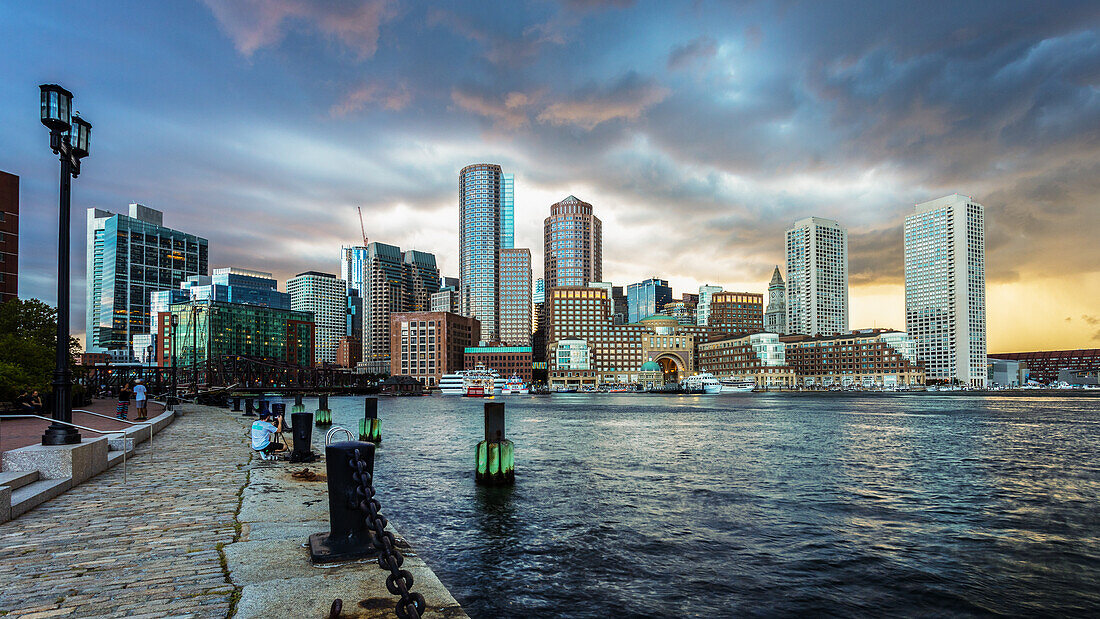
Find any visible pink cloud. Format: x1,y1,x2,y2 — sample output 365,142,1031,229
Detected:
203,0,395,59
331,82,412,116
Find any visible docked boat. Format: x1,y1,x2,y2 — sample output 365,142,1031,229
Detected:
500,375,529,395
718,378,756,393
681,373,722,394
439,366,500,396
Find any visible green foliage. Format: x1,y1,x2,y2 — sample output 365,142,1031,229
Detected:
0,298,65,402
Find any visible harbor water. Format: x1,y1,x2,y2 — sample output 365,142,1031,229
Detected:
322,393,1100,617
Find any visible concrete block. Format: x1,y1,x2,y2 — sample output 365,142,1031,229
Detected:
2,436,109,483
108,437,135,452
0,484,10,523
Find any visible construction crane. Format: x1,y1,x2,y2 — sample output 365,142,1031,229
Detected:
357,206,368,246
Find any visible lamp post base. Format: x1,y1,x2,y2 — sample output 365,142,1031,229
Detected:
42,424,82,446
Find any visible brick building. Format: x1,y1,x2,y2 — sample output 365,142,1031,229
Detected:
988,349,1100,384
0,171,18,303
781,329,924,388
389,311,480,387
336,336,361,368
464,346,533,384
707,291,764,335
698,333,797,388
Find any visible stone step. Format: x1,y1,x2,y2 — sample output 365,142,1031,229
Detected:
0,470,40,491
11,477,71,518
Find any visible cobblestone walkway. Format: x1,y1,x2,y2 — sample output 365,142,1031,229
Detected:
0,405,251,618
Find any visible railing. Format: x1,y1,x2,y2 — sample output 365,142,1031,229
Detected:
73,409,154,463
0,414,143,483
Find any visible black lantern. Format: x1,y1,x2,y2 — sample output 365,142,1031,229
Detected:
69,115,91,158
39,84,73,132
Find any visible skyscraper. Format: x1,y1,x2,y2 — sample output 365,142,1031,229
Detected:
360,241,441,373
288,271,347,365
764,267,787,334
696,285,724,326
627,278,672,323
340,245,369,298
785,217,848,337
86,204,208,360
543,195,602,290
499,248,532,345
0,171,17,303
904,194,987,387
459,163,509,341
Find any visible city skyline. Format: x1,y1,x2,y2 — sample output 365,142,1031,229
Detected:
3,2,1099,352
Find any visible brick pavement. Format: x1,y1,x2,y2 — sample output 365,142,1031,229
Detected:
0,404,251,618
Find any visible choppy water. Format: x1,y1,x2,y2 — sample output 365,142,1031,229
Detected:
317,393,1100,617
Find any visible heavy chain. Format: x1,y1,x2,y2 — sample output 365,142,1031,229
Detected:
349,447,425,619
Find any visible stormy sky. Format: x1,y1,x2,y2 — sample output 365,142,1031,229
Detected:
2,0,1099,352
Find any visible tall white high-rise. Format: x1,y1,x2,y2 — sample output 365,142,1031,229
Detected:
904,194,987,387
287,271,347,365
696,285,724,326
459,163,511,341
785,217,848,336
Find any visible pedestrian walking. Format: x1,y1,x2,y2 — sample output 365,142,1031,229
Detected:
116,382,132,420
133,379,148,420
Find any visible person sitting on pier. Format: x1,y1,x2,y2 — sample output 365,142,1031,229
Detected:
251,410,285,460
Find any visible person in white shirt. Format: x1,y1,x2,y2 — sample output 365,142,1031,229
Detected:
251,410,284,460
133,379,148,420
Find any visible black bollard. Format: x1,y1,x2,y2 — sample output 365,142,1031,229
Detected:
244,398,256,417
309,441,380,563
258,399,270,416
359,397,381,443
232,397,242,412
272,402,292,431
287,412,317,462
476,402,515,485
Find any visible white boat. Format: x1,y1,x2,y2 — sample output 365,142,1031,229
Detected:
500,375,529,395
681,373,722,394
438,366,500,396
718,378,756,393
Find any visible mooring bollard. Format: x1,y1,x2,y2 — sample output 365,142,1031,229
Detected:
258,399,270,416
359,397,381,443
292,393,306,413
288,412,317,462
476,402,514,485
309,440,379,563
272,402,292,431
244,398,256,417
231,396,241,412
315,393,332,426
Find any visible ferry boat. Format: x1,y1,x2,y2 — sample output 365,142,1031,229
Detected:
681,373,722,394
439,366,500,396
718,378,756,393
500,375,529,395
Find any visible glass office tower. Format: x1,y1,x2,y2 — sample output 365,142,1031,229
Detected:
86,204,208,361
627,278,672,323
459,163,508,342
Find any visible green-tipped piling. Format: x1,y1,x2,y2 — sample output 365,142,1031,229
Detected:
292,393,306,413
475,402,514,485
314,393,332,426
359,398,381,443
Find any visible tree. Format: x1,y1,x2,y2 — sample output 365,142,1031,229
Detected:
0,298,79,402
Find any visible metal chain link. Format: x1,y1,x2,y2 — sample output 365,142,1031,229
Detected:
349,447,426,619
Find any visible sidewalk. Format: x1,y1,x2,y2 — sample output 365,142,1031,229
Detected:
1,398,166,452
0,404,248,618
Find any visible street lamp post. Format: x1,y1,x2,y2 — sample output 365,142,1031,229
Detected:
170,313,179,409
39,84,91,446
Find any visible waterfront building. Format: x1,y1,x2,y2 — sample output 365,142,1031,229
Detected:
389,311,480,387
785,217,848,337
764,267,787,334
987,358,1027,388
696,285,723,327
627,278,672,323
499,248,532,346
904,194,987,387
781,329,925,388
588,282,627,325
0,170,18,303
464,345,533,384
988,349,1100,384
546,287,722,388
459,163,511,342
337,336,361,368
287,271,347,365
698,333,798,389
543,195,602,290
86,204,209,361
361,241,441,374
158,299,314,367
707,291,764,335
